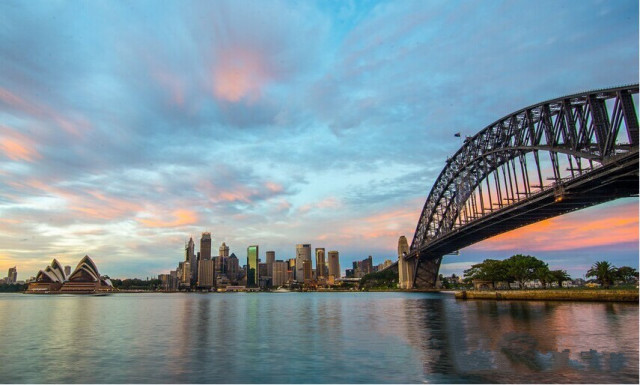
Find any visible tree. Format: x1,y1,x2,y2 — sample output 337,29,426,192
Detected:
549,270,571,287
615,266,638,284
463,259,509,287
534,266,553,288
360,269,398,290
504,254,547,289
586,261,617,288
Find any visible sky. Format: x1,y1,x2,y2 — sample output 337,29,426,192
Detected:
0,0,638,281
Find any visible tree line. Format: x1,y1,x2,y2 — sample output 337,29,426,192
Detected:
463,254,638,289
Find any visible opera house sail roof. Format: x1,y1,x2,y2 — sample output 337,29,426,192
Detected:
26,255,114,294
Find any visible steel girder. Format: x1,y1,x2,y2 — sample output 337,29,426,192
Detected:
411,85,639,253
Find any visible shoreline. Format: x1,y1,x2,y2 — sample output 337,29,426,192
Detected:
455,289,639,302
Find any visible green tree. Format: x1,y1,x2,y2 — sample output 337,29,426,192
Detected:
549,270,571,287
615,266,638,284
463,259,509,287
504,254,547,289
586,261,617,288
360,269,398,290
534,266,553,288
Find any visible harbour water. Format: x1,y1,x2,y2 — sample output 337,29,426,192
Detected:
0,292,637,383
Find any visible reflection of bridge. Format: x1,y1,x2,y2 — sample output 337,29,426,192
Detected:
393,85,639,289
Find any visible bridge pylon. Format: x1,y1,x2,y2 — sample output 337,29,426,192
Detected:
397,236,413,289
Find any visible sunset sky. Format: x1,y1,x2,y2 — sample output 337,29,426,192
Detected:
1,0,638,280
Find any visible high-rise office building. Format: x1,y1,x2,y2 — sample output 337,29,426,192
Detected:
170,270,178,290
295,244,311,282
266,251,275,279
272,260,287,287
328,251,340,279
288,258,296,281
219,242,229,257
64,265,71,278
200,233,212,260
315,248,326,279
302,260,312,281
197,259,215,289
218,242,229,274
186,237,196,283
7,266,17,284
182,262,191,286
227,253,240,282
247,245,259,287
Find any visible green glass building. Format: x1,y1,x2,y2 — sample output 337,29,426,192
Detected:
247,245,259,287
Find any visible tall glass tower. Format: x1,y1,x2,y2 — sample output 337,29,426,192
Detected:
295,244,311,283
247,245,259,287
315,248,326,278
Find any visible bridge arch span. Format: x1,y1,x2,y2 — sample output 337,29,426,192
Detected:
403,85,639,289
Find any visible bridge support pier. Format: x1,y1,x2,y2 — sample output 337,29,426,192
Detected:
397,236,414,289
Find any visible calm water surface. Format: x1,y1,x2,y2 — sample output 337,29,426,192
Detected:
0,292,637,383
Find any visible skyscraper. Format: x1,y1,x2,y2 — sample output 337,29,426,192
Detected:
200,233,212,260
197,259,215,289
64,265,71,278
272,260,287,287
295,244,311,283
186,237,196,283
302,260,312,282
266,251,275,279
7,266,17,284
182,262,191,287
288,258,296,281
227,254,240,282
328,251,340,279
315,248,326,279
247,245,259,287
219,242,229,257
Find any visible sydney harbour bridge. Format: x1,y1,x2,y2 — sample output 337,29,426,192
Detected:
391,84,639,289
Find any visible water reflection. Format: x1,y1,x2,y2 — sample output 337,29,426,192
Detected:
402,297,638,383
0,293,636,384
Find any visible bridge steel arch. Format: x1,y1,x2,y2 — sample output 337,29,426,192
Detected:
404,84,639,289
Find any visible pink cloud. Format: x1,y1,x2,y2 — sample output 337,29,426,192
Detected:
212,48,271,103
137,209,198,228
0,126,41,162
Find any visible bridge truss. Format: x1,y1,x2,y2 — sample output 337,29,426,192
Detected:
404,84,639,288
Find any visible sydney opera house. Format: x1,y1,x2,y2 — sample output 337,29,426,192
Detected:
26,255,114,294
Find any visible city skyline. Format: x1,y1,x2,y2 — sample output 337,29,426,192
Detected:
1,1,638,280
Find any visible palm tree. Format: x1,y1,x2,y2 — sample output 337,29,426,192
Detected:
586,261,617,288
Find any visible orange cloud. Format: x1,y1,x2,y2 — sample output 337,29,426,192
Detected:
213,48,270,102
0,130,41,162
471,201,639,251
137,209,198,228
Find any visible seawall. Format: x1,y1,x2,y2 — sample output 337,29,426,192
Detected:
455,289,639,302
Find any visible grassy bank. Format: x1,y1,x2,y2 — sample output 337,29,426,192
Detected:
455,289,639,302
